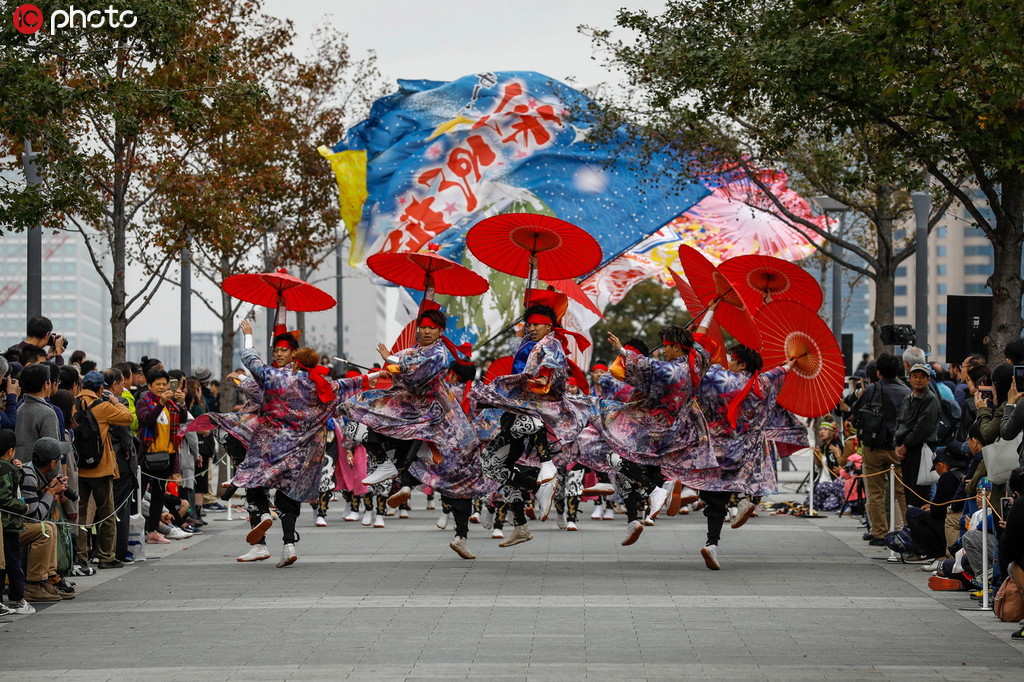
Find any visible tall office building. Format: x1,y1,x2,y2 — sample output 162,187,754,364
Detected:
0,229,110,359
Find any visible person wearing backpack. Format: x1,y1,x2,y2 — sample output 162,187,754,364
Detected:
851,352,911,545
73,371,132,569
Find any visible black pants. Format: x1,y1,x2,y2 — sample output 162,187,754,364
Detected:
113,457,136,561
143,468,169,533
220,435,247,502
246,488,301,544
906,506,946,558
699,490,733,547
1,530,25,601
443,495,472,538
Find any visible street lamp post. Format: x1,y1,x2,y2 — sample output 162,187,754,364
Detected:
911,191,931,352
23,139,42,322
811,197,850,345
335,232,345,373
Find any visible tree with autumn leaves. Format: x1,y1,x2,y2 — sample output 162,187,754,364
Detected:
0,0,383,370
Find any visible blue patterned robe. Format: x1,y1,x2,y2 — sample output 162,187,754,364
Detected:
590,346,716,477
341,342,490,498
468,334,589,446
202,349,363,501
678,365,788,496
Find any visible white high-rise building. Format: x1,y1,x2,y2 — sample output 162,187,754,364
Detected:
0,229,110,359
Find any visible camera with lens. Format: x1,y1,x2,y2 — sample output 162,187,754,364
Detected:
844,459,862,476
879,324,916,347
62,484,79,503
47,332,67,347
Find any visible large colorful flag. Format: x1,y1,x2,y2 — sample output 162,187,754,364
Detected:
321,72,711,346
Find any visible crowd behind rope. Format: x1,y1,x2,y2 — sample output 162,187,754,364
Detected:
0,315,235,616
822,339,1024,641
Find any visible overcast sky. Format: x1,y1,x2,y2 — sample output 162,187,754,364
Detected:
128,0,665,341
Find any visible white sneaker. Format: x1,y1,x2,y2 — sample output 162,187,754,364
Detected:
491,528,505,539
603,507,615,520
362,460,399,486
591,504,604,520
731,499,755,529
728,506,739,522
622,519,644,546
648,486,669,517
478,505,495,530
921,559,943,572
436,513,451,530
565,521,578,531
344,510,360,522
680,486,699,505
276,543,297,568
643,515,655,526
537,460,557,484
701,544,721,570
469,512,480,524
581,481,615,496
373,513,386,528
399,509,409,519
557,509,568,530
315,516,328,527
236,545,271,562
165,526,192,540
361,510,374,527
7,600,35,615
387,486,412,509
535,481,556,521
426,500,436,510
246,513,274,545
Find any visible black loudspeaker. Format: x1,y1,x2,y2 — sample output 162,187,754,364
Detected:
841,333,854,375
945,295,992,364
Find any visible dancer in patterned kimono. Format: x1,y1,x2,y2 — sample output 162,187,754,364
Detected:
685,344,793,570
470,297,590,547
598,327,717,545
190,319,363,567
341,306,490,559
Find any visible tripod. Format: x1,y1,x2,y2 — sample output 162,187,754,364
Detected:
837,470,866,519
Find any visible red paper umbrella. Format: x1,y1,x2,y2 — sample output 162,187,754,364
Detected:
467,213,602,281
543,278,603,318
483,356,514,383
755,300,845,418
367,245,489,297
668,269,727,366
222,269,336,312
719,254,822,313
677,245,761,349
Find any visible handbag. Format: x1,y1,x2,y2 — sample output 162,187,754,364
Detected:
982,433,1023,485
994,562,1024,622
916,443,939,486
142,450,172,473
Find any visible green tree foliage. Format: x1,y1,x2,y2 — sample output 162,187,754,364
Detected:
588,0,1024,356
588,279,691,363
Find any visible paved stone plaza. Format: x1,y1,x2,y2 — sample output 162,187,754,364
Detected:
2,487,1023,681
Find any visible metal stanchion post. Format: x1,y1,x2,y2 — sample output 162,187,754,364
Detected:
960,493,993,612
887,465,899,561
136,467,143,516
225,458,234,521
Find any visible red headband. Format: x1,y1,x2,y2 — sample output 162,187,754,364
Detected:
526,313,556,325
417,317,443,329
592,364,608,372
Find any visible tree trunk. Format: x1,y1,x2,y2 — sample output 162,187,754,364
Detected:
872,267,895,358
219,256,237,412
109,131,128,365
988,169,1024,359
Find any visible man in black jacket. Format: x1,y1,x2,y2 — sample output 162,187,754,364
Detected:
852,352,911,544
895,364,940,509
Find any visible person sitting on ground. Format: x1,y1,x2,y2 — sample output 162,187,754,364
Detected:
18,437,74,601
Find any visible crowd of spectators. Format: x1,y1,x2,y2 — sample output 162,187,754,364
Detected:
0,315,225,616
842,339,1024,640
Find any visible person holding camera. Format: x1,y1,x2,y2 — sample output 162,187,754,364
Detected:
136,369,188,544
0,356,20,430
18,436,74,601
7,316,67,367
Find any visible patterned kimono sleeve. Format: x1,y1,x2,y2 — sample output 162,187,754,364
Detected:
762,365,788,391
240,348,271,388
393,343,448,394
597,373,635,401
525,335,566,376
700,364,740,405
334,375,367,403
